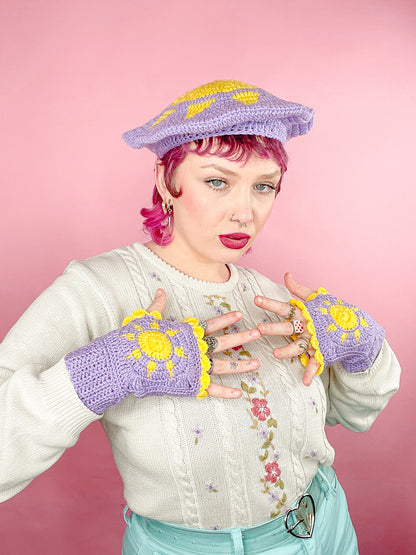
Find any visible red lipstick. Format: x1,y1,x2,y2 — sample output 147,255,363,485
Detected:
219,233,251,250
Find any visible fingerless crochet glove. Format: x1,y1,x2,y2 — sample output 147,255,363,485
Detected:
289,288,385,375
65,310,211,414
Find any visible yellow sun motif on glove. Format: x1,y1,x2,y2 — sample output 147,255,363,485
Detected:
318,299,370,345
121,311,187,378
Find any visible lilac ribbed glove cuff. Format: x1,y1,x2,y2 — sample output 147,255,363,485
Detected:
290,289,385,374
65,310,211,414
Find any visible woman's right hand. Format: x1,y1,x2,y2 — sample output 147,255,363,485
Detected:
147,289,261,399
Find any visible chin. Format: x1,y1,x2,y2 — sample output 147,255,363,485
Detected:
220,246,252,264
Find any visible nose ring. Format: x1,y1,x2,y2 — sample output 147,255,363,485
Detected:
230,214,247,228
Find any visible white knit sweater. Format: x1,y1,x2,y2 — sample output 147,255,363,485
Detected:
0,243,400,528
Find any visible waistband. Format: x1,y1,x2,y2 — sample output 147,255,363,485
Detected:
124,466,337,554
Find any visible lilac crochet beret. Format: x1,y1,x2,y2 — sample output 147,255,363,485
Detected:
122,80,314,157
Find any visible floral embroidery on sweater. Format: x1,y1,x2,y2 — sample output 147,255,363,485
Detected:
204,481,218,493
310,397,319,414
149,271,162,282
204,294,231,315
241,371,288,518
192,425,204,445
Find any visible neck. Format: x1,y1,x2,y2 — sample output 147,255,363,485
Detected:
145,241,231,283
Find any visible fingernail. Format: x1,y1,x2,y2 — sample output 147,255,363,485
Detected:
247,359,259,369
155,289,163,298
250,330,260,338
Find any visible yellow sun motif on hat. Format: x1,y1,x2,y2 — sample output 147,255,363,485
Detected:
318,299,370,345
150,80,260,127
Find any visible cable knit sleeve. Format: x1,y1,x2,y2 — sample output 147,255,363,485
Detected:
0,252,134,502
320,340,400,431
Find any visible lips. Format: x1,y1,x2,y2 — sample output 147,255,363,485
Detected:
219,233,251,250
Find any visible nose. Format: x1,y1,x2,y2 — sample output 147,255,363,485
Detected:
231,188,254,226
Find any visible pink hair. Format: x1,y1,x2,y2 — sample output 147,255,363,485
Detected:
140,135,288,246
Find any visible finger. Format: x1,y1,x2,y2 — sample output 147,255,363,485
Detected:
254,295,300,319
212,358,260,375
209,328,260,354
204,311,243,335
258,320,306,337
207,381,243,399
302,357,321,386
146,288,167,314
273,338,312,360
284,273,315,301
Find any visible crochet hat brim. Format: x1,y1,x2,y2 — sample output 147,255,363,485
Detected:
122,81,314,158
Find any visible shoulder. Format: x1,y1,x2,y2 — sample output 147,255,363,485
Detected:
64,243,137,278
234,265,291,302
60,244,147,325
62,243,152,291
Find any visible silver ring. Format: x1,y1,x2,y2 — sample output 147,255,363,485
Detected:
296,337,310,355
198,320,208,335
291,320,304,335
205,336,218,354
286,304,296,321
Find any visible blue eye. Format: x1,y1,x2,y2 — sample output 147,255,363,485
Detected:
255,183,276,193
206,178,226,190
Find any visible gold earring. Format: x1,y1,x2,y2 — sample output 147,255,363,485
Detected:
162,198,173,215
162,199,173,233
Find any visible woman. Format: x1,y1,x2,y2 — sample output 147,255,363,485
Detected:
0,80,400,554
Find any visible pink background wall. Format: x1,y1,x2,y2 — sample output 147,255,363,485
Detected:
1,0,414,553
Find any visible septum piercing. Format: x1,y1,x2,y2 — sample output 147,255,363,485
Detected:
229,214,247,228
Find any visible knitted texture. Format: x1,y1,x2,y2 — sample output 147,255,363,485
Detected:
0,242,400,521
290,289,385,374
65,310,211,414
122,79,314,157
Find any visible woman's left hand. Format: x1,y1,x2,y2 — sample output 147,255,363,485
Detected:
254,273,320,387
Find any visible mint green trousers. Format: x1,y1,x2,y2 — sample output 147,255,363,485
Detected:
122,466,359,554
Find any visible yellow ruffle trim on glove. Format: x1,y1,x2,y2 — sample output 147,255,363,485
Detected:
289,288,328,375
183,317,211,398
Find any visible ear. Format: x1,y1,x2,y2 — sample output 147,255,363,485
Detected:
154,160,171,200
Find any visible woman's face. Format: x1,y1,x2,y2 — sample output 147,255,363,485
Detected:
159,150,282,275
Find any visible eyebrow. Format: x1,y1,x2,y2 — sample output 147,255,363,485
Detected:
200,163,281,179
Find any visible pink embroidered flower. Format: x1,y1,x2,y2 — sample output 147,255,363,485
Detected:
264,462,281,483
251,398,271,421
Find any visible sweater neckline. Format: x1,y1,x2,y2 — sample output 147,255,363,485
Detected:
133,242,240,292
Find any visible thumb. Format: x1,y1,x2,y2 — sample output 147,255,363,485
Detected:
284,272,315,301
146,288,167,315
